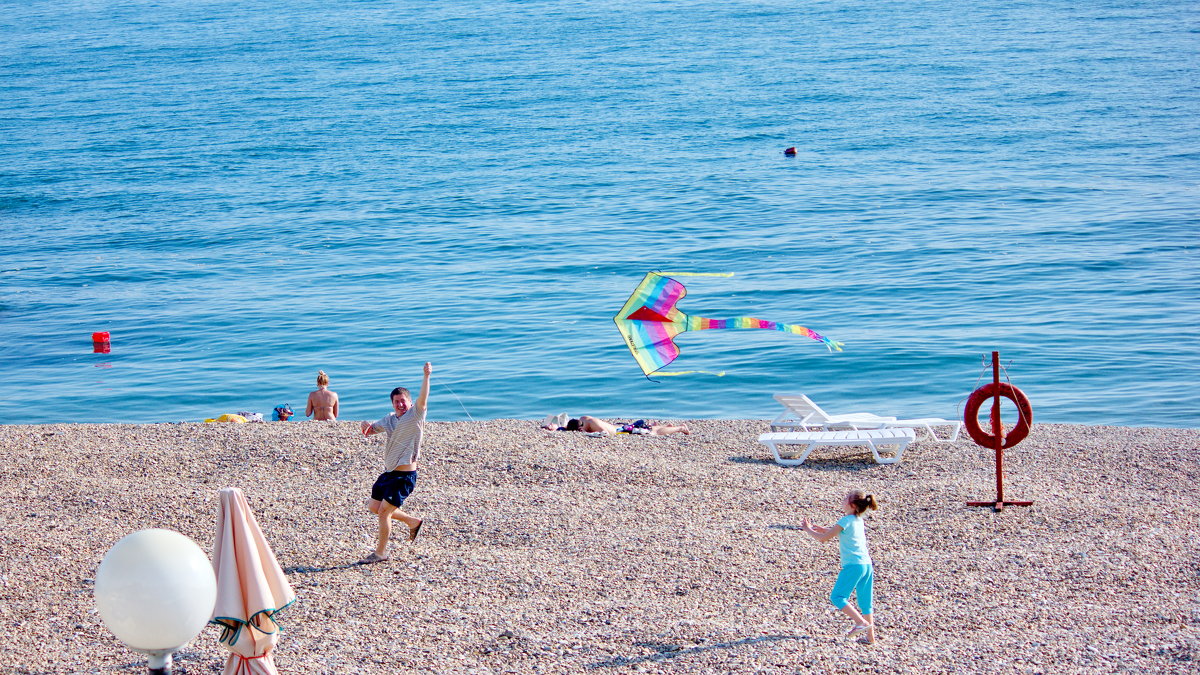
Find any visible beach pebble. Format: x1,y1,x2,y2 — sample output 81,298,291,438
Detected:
0,420,1196,673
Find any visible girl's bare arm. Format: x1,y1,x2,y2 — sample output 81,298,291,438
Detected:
801,517,842,543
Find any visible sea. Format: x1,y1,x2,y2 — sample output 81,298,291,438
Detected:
2,0,1198,427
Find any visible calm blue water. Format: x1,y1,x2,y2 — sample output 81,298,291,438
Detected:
2,0,1198,427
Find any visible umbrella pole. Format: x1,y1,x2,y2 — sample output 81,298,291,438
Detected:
147,651,172,674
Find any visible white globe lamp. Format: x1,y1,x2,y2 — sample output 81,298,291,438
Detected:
95,529,217,674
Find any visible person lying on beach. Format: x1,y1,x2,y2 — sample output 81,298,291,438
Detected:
358,362,431,564
801,489,878,644
306,370,339,421
543,415,690,436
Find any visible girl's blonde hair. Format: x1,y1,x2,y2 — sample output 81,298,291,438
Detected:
847,490,879,516
316,370,329,386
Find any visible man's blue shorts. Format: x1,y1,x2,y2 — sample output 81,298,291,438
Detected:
371,470,417,508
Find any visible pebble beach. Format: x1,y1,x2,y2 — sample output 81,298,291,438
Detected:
1,419,1198,674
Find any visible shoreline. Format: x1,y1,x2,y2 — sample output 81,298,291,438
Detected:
2,420,1197,673
4,417,1199,430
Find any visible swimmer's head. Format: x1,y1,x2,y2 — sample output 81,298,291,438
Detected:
317,370,329,387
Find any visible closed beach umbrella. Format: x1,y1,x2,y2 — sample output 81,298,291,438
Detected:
210,487,296,675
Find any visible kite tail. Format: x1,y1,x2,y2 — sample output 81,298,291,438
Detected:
688,316,843,352
820,337,845,352
652,370,727,378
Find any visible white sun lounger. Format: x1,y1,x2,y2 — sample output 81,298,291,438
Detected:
875,417,962,443
769,394,894,431
758,428,917,466
770,394,961,442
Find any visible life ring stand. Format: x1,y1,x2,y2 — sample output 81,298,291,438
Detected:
966,351,1034,512
963,382,1032,449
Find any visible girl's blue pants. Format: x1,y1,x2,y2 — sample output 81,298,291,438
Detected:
830,564,874,615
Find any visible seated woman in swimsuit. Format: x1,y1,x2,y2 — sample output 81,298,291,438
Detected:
550,415,690,436
306,370,340,421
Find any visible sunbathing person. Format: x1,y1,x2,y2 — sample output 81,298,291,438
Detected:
545,415,690,436
306,370,339,421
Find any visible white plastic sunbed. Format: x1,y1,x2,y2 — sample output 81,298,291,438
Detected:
758,429,917,466
769,394,961,443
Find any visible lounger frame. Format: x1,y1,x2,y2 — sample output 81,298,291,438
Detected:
758,429,917,466
770,394,961,442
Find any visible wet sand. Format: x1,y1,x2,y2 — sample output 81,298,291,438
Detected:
1,420,1197,673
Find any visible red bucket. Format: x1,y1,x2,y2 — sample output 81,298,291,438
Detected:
92,331,111,354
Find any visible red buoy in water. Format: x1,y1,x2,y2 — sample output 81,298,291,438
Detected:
783,147,796,156
92,331,111,354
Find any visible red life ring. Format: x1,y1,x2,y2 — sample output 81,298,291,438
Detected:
963,382,1033,449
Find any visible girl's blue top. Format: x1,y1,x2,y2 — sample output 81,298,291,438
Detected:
837,514,872,566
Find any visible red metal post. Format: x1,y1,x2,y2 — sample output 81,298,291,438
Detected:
991,351,1005,511
967,350,1033,511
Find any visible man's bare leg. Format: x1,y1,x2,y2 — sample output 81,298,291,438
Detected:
650,424,690,436
362,502,397,562
363,501,423,563
367,498,420,523
391,508,421,538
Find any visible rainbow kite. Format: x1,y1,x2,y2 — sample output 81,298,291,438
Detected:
613,272,843,379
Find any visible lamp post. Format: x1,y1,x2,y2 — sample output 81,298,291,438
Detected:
94,529,217,674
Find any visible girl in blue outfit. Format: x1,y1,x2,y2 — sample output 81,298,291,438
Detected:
802,490,878,643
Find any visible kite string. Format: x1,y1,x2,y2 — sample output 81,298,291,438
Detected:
657,271,734,278
434,377,475,422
